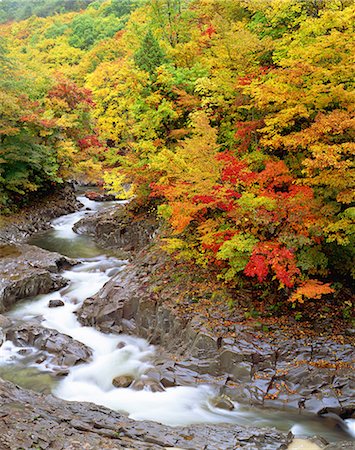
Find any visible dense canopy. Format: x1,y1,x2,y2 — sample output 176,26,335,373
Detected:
0,0,354,308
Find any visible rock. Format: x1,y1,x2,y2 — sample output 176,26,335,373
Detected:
85,191,116,202
288,438,328,449
73,204,157,253
0,377,291,449
160,372,176,388
112,375,134,388
0,244,74,313
210,395,235,411
319,412,353,434
0,183,79,244
48,299,65,308
324,443,355,449
0,314,12,328
131,378,165,392
5,321,92,368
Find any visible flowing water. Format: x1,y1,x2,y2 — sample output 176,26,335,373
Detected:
0,196,354,445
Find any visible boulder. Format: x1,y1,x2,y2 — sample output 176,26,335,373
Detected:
112,375,134,388
48,299,65,308
5,321,92,369
73,204,157,253
210,395,235,411
84,191,116,202
0,244,75,313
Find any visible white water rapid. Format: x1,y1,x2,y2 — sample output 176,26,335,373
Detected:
1,195,354,445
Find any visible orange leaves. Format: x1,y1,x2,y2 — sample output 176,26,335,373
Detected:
289,280,335,304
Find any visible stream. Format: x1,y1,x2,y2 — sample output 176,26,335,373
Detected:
0,196,354,445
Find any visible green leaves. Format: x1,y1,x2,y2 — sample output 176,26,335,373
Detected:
134,30,165,75
217,233,259,280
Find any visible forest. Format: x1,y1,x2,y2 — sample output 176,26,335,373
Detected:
0,0,354,312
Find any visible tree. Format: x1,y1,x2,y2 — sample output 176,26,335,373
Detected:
134,29,165,75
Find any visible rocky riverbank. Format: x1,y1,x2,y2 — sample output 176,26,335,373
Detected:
0,378,293,450
0,183,79,244
0,244,75,313
76,247,355,418
0,183,78,312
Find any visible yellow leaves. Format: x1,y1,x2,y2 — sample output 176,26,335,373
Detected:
167,39,204,68
289,280,335,304
103,169,135,200
206,23,263,72
324,211,355,246
76,160,103,183
86,58,146,142
161,237,202,262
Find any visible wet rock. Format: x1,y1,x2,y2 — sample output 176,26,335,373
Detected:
0,183,79,244
85,191,116,202
0,314,12,329
0,244,74,313
131,378,165,392
318,412,354,434
112,375,134,388
210,395,235,411
48,299,65,308
73,204,157,253
5,321,92,368
0,378,291,449
160,371,176,388
324,443,355,449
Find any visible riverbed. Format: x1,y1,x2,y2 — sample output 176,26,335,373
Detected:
0,196,354,445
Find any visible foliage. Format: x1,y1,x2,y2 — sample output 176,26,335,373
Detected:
134,30,165,75
0,0,96,23
0,0,353,307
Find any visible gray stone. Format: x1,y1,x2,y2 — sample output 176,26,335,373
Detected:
72,204,157,253
324,443,355,449
210,395,235,411
0,377,291,450
0,244,74,313
48,299,65,308
0,183,79,244
5,321,92,368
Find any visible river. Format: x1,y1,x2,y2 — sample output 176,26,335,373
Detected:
0,196,354,446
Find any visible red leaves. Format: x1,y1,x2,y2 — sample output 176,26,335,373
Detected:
216,151,251,184
257,161,293,193
78,135,102,150
244,242,300,287
48,78,95,110
192,194,216,204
